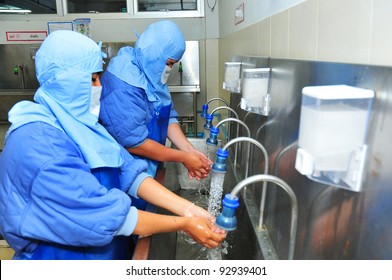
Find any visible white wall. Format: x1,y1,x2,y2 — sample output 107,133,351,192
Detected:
216,0,392,116
0,17,206,43
0,1,305,43
219,0,392,66
219,0,306,37
6,1,388,129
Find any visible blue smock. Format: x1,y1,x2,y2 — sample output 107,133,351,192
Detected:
100,71,177,175
0,30,150,259
99,20,186,179
0,122,147,259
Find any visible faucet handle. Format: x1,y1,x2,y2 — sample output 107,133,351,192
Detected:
13,66,19,75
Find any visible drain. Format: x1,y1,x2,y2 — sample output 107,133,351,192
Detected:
199,189,209,195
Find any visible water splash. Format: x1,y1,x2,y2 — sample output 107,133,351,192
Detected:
206,165,227,260
207,241,229,260
175,141,229,260
207,172,225,217
197,144,215,195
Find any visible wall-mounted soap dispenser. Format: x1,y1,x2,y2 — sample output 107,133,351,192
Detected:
223,62,242,93
240,68,271,116
295,85,374,192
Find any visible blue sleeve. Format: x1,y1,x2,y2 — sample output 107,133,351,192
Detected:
115,206,139,236
118,146,151,198
22,156,134,247
169,102,179,125
0,122,148,250
100,72,153,148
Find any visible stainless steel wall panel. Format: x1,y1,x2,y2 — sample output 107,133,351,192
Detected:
229,57,392,259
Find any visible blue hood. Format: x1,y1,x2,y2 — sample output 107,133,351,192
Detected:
6,30,123,169
107,20,186,108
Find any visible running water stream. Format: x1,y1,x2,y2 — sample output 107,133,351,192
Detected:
177,141,229,259
207,170,227,260
206,148,230,260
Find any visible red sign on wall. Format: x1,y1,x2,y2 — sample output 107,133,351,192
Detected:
6,31,47,42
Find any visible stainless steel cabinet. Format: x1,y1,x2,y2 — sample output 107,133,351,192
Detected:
168,41,200,136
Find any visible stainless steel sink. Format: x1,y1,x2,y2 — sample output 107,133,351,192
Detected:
139,137,270,260
170,138,221,190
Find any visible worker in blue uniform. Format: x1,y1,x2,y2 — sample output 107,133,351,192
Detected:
99,20,212,193
0,30,225,260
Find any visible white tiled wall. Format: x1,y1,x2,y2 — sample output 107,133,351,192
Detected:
317,0,372,63
218,0,392,98
220,0,392,67
271,10,289,58
370,0,392,65
289,0,318,60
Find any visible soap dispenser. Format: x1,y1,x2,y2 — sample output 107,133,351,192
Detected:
295,85,374,192
240,68,271,116
222,62,242,93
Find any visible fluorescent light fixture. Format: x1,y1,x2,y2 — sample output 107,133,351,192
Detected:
0,4,31,14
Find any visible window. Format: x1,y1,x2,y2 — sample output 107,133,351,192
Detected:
0,0,203,17
137,0,197,12
0,0,57,14
134,0,203,17
66,0,127,14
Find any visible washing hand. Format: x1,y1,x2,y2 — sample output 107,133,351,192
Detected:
185,150,213,180
184,217,226,249
184,203,227,235
184,203,213,219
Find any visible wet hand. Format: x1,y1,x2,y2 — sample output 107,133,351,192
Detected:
184,203,214,222
183,151,212,180
184,217,226,249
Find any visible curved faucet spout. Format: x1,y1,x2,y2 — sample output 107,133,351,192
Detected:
210,106,239,119
222,136,267,178
215,118,250,139
202,98,230,118
210,106,239,145
206,97,229,107
222,136,269,226
229,174,298,260
215,118,250,165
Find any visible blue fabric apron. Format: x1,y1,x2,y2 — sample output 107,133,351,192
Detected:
131,104,171,211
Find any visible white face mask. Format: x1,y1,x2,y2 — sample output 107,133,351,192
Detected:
90,86,102,117
161,65,172,84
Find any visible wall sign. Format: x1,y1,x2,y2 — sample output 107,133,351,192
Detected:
235,3,245,25
48,22,73,34
73,18,91,38
6,31,47,42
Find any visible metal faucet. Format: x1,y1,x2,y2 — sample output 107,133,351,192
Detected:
210,106,239,143
273,141,298,176
13,65,25,89
220,136,269,228
210,106,239,119
218,174,298,260
205,97,229,107
201,97,230,118
214,118,250,166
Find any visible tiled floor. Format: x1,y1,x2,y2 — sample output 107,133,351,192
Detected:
0,240,14,260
